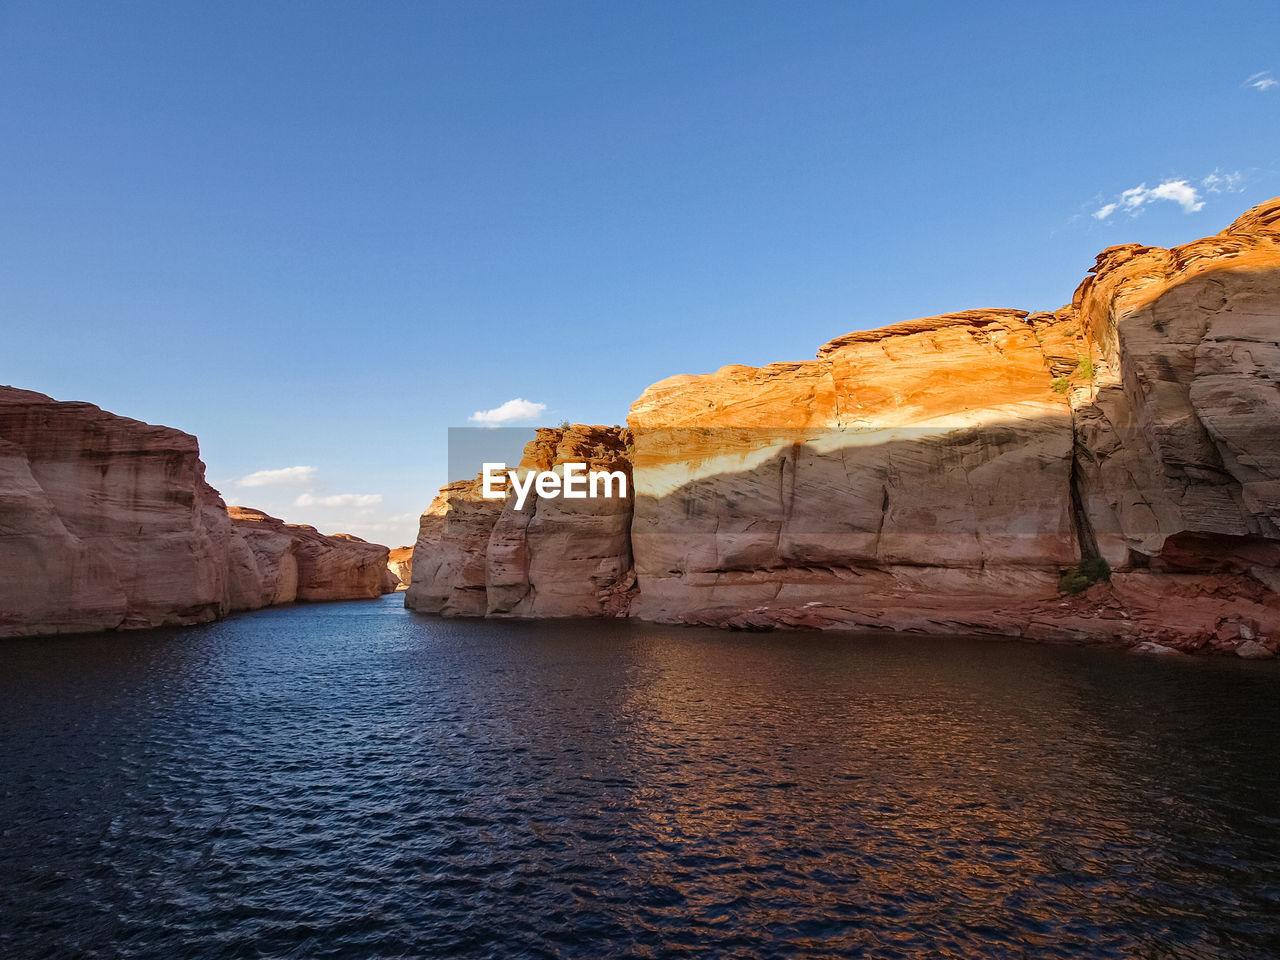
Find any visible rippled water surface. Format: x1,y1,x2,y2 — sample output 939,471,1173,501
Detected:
3,595,1280,959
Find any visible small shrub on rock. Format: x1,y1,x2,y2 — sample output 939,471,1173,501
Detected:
1059,555,1111,593
1059,556,1111,595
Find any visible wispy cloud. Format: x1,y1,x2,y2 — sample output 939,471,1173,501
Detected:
1245,71,1278,91
1092,178,1206,220
237,465,317,487
295,492,383,508
469,397,547,426
1092,169,1248,221
1201,169,1244,193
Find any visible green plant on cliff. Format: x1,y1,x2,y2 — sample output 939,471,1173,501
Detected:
1076,356,1096,380
1058,556,1111,595
1052,376,1072,394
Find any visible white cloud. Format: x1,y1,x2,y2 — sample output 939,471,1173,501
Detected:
1201,169,1244,193
295,492,383,508
237,465,317,488
1245,71,1277,91
1147,180,1204,211
468,397,547,426
1092,179,1204,220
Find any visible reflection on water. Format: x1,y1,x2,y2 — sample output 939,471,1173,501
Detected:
2,594,1279,959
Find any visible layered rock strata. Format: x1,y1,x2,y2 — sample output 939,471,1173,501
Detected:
408,198,1280,654
0,387,235,636
627,309,1083,636
1,387,394,638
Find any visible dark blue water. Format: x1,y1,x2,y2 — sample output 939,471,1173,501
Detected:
2,595,1280,959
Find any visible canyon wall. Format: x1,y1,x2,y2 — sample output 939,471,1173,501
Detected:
0,387,235,636
1063,200,1280,649
627,309,1085,637
0,387,394,638
408,197,1280,654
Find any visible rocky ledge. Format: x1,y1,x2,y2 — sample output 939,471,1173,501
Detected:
406,197,1280,656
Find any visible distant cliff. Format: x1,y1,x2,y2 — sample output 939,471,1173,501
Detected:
227,507,394,610
405,425,633,617
0,387,395,638
406,197,1280,656
386,546,413,591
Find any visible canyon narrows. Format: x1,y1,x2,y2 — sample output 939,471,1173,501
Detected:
4,198,1278,652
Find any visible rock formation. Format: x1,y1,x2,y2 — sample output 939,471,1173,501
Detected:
0,387,395,638
1063,200,1280,650
407,197,1280,655
627,309,1083,636
227,507,393,609
486,426,634,617
405,426,634,618
403,478,505,616
386,546,413,591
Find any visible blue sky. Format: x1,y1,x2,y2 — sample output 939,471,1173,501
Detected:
3,0,1278,546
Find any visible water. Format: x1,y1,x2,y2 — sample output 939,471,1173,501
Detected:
2,595,1279,959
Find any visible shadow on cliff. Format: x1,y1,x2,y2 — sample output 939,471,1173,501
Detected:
415,405,1279,646
631,419,1074,574
627,403,1280,584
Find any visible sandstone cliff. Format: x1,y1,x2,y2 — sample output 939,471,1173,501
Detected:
403,479,504,615
1,388,396,638
0,387,234,636
226,507,394,610
627,309,1083,636
407,198,1280,655
386,546,413,591
1064,200,1280,649
404,426,634,618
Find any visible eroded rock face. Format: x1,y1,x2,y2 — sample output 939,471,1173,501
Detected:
403,479,504,615
627,310,1081,635
228,507,393,607
486,426,634,618
1070,204,1280,557
0,387,234,636
387,546,413,591
1062,196,1280,651
404,426,634,618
